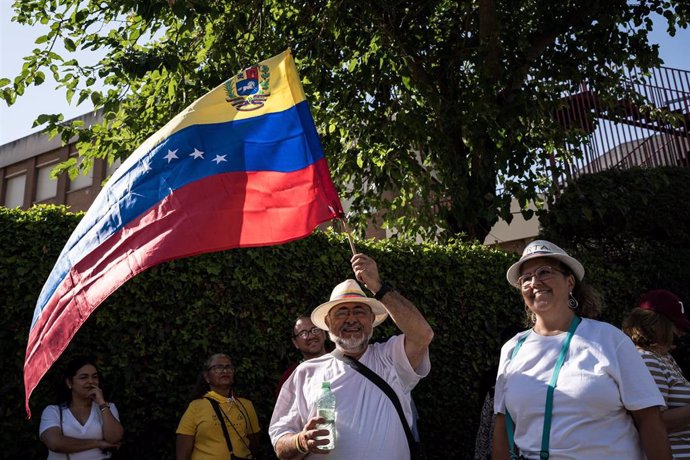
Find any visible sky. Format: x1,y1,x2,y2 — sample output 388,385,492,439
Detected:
1,4,690,146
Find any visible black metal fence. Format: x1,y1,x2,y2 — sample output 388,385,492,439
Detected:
552,66,690,190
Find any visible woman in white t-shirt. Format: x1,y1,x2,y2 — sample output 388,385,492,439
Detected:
39,356,124,459
492,240,671,460
623,289,690,459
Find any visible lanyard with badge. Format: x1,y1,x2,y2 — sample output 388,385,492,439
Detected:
505,315,581,460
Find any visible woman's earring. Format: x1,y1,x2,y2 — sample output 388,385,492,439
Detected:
568,292,579,310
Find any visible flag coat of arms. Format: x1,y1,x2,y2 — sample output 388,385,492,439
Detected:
24,50,343,415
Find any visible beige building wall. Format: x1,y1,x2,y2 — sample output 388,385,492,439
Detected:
483,197,541,253
0,112,119,213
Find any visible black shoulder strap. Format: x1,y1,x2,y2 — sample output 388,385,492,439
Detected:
205,397,233,455
59,404,72,460
331,349,417,457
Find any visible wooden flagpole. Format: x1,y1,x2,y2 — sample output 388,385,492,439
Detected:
336,217,357,256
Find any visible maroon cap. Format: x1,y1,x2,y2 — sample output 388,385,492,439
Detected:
638,289,690,332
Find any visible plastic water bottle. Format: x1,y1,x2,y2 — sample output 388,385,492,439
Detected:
315,381,336,451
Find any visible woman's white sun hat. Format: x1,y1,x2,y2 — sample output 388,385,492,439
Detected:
506,240,585,287
311,279,388,331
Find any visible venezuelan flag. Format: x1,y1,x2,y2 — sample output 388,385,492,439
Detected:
24,50,343,415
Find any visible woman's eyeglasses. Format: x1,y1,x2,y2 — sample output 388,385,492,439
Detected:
517,266,566,289
293,326,323,339
207,364,235,374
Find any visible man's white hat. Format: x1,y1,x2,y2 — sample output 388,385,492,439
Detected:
311,279,388,331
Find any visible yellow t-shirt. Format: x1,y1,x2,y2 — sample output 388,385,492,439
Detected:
176,390,260,460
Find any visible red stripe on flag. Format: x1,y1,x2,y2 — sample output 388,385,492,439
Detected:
24,159,341,415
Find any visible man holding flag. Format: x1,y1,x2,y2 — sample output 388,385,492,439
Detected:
24,50,344,417
270,253,433,460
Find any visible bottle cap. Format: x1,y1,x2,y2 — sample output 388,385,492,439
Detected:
322,381,330,389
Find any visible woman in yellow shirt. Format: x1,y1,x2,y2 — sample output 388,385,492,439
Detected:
176,353,260,460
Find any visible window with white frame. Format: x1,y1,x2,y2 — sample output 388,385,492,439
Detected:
4,173,27,208
35,161,59,202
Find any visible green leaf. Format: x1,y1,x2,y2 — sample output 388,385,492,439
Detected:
64,37,76,52
167,79,176,100
0,88,15,104
347,59,357,72
91,91,102,107
77,90,89,105
34,71,46,85
356,152,364,169
34,114,51,126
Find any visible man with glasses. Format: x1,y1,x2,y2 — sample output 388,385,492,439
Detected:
269,253,433,460
275,316,328,398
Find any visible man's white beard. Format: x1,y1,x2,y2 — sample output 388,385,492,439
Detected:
329,329,373,354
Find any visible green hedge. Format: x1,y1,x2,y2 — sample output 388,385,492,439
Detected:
540,166,690,248
1,206,521,459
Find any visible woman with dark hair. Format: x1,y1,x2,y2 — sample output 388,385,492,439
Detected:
623,289,690,459
176,353,260,460
39,355,124,459
492,240,671,460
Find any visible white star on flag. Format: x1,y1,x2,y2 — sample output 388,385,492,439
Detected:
190,148,204,159
141,160,152,173
212,154,227,164
164,149,179,163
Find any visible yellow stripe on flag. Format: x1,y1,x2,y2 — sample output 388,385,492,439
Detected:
132,49,305,159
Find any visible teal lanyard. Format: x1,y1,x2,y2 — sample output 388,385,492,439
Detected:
505,316,581,460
